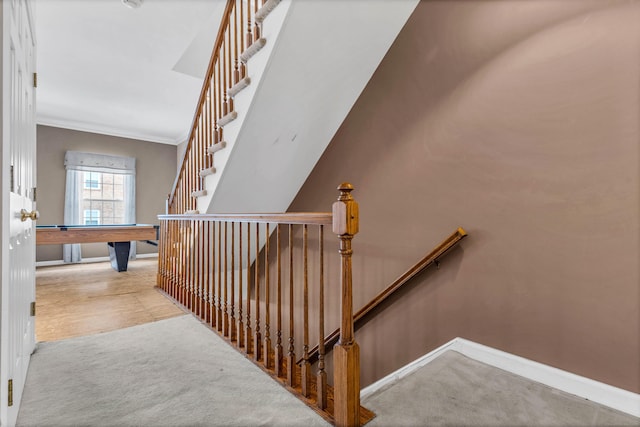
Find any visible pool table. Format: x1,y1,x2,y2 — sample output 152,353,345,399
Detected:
36,224,159,272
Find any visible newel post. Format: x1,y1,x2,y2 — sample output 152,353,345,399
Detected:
332,183,360,427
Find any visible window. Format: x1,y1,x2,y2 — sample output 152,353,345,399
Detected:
82,172,125,225
64,151,136,263
84,172,101,189
83,209,100,225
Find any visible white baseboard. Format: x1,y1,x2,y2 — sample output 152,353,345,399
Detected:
361,337,640,418
360,339,458,398
36,258,108,267
136,253,159,259
36,253,158,268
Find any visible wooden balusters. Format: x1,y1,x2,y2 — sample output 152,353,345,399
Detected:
186,220,192,310
157,185,366,426
205,221,211,324
170,220,175,294
197,220,203,316
204,87,210,173
211,220,217,329
175,220,181,302
164,220,169,292
194,221,199,312
263,223,272,368
317,224,327,409
165,220,170,291
230,222,237,342
287,223,295,387
245,0,253,49
223,222,229,337
213,58,219,149
217,221,223,332
233,1,239,85
174,220,179,296
237,222,244,348
238,0,246,79
253,0,261,41
301,224,311,397
157,220,165,289
191,221,197,312
201,221,206,317
216,54,222,140
192,221,198,314
179,220,185,305
188,221,192,305
254,222,262,361
223,25,229,116
245,222,253,354
196,221,201,321
185,221,189,305
275,224,283,377
193,221,199,314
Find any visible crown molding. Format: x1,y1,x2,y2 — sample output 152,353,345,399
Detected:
37,117,182,146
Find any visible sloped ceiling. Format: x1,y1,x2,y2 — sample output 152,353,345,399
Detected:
35,0,224,145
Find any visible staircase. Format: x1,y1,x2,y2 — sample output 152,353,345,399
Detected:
158,185,372,426
169,0,419,215
163,2,420,426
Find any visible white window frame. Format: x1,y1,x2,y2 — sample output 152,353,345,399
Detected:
83,209,100,226
64,151,137,263
83,171,101,190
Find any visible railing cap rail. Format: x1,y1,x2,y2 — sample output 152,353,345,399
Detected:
168,0,236,207
158,212,333,225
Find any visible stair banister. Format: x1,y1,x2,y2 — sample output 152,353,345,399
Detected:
332,183,361,427
168,0,234,213
305,227,468,366
158,183,372,426
169,0,273,214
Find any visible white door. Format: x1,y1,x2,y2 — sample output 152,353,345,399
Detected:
1,0,37,425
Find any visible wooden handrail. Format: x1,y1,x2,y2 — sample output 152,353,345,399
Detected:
157,183,373,426
305,227,467,365
168,0,274,214
168,0,235,208
159,212,332,225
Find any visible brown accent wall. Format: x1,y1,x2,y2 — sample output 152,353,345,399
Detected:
289,1,640,393
36,125,177,261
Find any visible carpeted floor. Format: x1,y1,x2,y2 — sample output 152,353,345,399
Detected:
17,315,330,427
363,351,640,427
17,315,640,427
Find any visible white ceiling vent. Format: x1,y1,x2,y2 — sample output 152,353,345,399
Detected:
122,0,144,9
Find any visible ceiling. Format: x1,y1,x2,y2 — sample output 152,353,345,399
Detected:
36,0,225,145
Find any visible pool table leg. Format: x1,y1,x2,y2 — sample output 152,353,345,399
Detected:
108,241,131,272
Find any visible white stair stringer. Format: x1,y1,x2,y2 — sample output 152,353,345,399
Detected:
199,0,419,215
196,0,291,213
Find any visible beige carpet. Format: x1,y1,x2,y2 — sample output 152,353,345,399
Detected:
17,315,329,427
18,313,640,426
363,351,640,427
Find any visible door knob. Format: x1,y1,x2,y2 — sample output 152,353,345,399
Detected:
20,209,39,222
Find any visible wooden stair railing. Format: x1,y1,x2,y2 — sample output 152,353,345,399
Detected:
168,0,280,214
305,227,468,365
157,184,372,427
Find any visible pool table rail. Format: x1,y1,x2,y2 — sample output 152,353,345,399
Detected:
36,224,158,245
